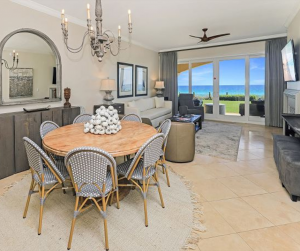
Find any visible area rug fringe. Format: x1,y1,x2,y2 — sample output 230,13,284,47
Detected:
168,166,206,250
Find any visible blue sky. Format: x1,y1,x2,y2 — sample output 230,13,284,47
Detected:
178,57,265,86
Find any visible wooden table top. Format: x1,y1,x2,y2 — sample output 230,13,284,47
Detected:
43,121,157,157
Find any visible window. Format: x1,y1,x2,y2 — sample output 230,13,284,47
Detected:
178,63,189,94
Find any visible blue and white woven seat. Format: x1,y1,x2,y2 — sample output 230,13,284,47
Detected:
23,137,66,235
157,119,172,187
73,114,92,124
117,133,165,227
40,121,69,179
64,147,119,251
121,114,142,123
118,159,156,180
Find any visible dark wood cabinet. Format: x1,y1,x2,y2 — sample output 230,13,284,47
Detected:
0,106,80,179
93,103,125,115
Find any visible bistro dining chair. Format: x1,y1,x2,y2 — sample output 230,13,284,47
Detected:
65,147,119,251
117,133,165,227
157,119,172,187
73,114,92,124
40,121,69,192
121,113,142,123
22,137,68,235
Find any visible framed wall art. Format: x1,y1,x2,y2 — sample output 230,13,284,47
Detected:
135,65,148,96
117,62,134,98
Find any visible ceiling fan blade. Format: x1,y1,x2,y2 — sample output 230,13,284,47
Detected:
189,35,203,39
208,33,230,41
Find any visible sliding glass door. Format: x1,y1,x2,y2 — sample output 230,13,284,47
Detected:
178,54,265,124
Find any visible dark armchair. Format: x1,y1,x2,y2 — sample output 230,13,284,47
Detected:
178,94,204,121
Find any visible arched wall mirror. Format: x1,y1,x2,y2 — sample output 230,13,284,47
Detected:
0,29,62,106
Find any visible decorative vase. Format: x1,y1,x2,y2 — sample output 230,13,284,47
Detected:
64,87,71,108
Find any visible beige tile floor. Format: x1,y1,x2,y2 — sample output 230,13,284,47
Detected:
1,123,300,251
170,123,300,251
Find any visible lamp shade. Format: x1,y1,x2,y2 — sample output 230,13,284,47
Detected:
101,79,116,91
155,81,165,89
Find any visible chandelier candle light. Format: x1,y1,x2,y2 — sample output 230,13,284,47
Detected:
61,0,133,62
1,50,19,70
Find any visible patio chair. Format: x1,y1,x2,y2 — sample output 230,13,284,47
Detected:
22,137,67,235
73,114,92,124
117,133,165,227
121,113,142,123
157,119,172,187
65,147,119,251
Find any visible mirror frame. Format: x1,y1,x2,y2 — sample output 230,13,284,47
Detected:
0,28,62,106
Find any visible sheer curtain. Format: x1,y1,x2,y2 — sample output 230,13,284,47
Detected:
265,37,287,127
160,52,178,114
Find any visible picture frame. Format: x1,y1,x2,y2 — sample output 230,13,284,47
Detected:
135,65,148,96
117,62,134,98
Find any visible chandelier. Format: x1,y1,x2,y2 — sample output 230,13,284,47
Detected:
61,0,132,62
1,50,19,70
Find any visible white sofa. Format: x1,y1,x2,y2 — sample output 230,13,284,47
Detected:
125,97,172,127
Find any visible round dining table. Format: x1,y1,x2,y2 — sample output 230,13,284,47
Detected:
43,120,158,157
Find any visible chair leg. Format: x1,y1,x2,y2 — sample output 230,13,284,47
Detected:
162,165,165,174
62,182,66,194
102,196,109,251
155,172,165,208
142,178,148,227
38,185,45,235
116,190,120,209
109,192,114,207
164,164,171,187
67,196,79,250
23,179,35,219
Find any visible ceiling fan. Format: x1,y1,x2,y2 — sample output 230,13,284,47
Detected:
189,28,230,43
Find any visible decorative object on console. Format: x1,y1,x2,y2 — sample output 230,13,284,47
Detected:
60,0,133,62
84,106,122,135
155,81,165,97
9,68,33,98
1,50,19,70
64,87,71,108
100,78,116,104
117,62,133,98
135,65,148,96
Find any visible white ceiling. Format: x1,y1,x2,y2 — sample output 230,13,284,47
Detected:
13,0,300,51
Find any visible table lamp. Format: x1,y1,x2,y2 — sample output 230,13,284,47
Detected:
101,78,116,104
155,81,165,97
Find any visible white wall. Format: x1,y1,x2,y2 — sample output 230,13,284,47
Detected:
178,42,265,61
287,9,300,90
0,0,159,114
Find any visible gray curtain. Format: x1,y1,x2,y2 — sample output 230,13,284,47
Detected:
265,37,287,127
160,52,178,114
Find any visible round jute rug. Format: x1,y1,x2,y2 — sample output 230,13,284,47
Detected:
0,171,200,251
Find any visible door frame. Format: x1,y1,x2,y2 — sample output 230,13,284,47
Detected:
178,53,265,125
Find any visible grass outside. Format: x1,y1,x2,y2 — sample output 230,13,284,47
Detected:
202,100,244,114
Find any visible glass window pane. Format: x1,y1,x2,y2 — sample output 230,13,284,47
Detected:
178,63,189,94
192,62,213,114
218,59,245,116
249,57,265,117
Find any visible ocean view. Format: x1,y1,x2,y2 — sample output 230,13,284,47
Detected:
178,85,265,98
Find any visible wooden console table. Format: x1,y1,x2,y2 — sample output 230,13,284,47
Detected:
0,107,80,179
282,114,300,136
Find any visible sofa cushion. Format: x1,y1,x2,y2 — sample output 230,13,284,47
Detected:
155,97,165,108
141,108,171,120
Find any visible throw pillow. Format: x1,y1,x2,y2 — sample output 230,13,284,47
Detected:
128,101,136,108
155,97,165,108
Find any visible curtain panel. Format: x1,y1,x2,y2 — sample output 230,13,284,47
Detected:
265,37,287,127
160,52,178,114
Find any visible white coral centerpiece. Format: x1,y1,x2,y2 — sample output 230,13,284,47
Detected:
83,106,122,135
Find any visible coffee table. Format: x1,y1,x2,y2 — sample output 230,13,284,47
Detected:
170,114,202,132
